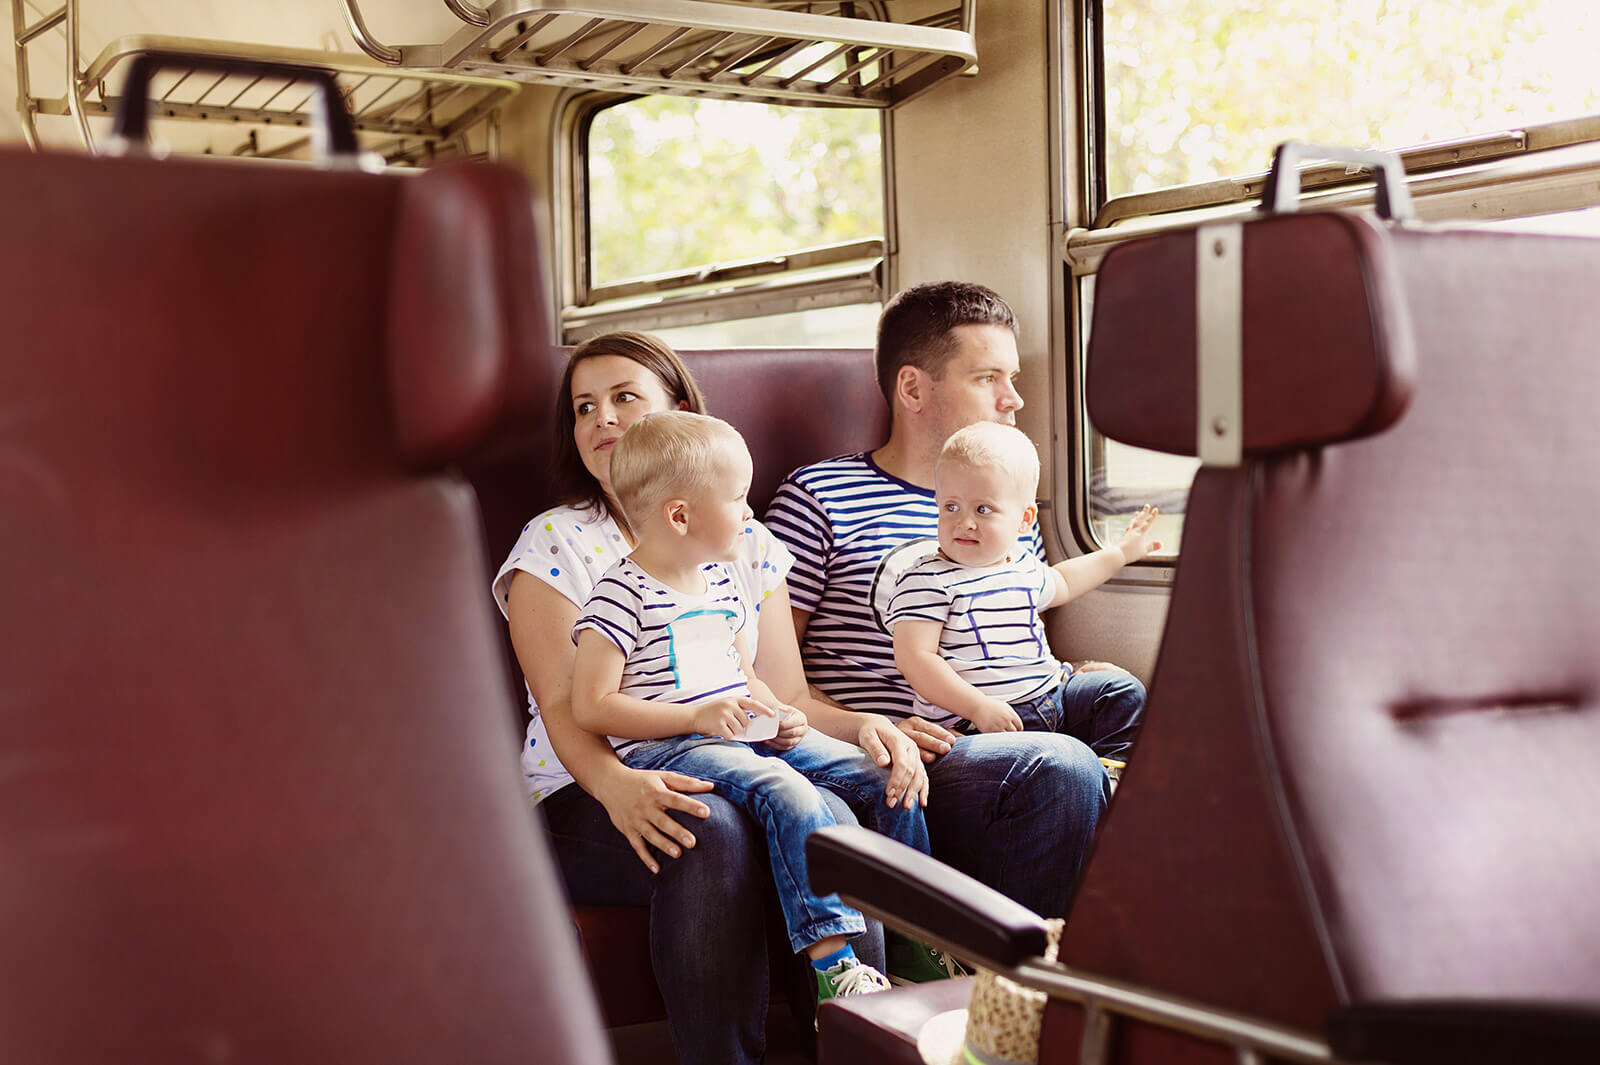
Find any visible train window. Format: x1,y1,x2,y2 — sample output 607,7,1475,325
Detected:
570,94,885,343
1101,0,1600,197
1067,1,1600,563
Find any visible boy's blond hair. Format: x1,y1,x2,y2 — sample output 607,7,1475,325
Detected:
611,411,746,529
937,422,1040,503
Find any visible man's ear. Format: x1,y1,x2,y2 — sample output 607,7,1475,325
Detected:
663,499,691,536
895,365,926,415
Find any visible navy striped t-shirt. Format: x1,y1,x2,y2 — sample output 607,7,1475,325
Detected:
573,557,750,753
764,453,1043,718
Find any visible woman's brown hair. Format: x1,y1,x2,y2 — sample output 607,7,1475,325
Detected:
549,331,708,530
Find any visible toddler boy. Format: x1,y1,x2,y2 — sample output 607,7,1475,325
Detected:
571,411,925,1005
887,422,1160,766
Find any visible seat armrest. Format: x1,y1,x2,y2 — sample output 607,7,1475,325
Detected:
1327,1000,1600,1065
807,825,1049,967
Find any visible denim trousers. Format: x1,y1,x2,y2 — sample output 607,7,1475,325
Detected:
541,778,884,1065
1011,668,1146,762
922,729,1109,918
624,730,929,953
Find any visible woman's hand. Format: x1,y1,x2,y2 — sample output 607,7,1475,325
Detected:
895,716,958,763
592,765,717,875
766,705,809,751
857,714,930,809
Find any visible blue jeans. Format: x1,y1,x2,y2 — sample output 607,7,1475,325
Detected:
1010,668,1146,762
923,730,1108,918
541,780,883,1065
624,731,929,953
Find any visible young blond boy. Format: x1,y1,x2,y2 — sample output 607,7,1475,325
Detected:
570,411,929,1004
886,422,1160,765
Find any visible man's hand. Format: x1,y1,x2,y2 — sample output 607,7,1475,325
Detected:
765,705,809,750
856,714,930,808
592,767,715,875
895,716,957,763
1115,504,1164,564
968,697,1025,733
691,695,779,739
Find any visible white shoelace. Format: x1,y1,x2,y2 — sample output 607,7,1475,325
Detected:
831,962,892,997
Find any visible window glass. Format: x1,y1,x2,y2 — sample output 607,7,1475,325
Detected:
1103,0,1600,196
587,96,884,288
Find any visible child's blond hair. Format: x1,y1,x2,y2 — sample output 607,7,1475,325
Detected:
937,422,1040,503
611,411,746,529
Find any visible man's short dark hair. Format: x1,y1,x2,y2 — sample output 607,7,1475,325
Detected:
874,281,1018,407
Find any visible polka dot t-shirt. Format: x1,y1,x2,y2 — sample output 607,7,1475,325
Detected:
492,503,794,803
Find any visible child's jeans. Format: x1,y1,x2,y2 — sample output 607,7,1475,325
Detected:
1010,667,1146,762
623,730,930,953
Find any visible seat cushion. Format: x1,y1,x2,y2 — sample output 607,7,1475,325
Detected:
817,978,975,1065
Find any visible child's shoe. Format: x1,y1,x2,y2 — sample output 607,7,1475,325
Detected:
814,955,892,1005
886,935,970,985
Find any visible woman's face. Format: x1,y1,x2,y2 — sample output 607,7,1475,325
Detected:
570,353,682,495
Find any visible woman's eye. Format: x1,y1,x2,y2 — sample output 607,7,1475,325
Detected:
575,401,595,416
616,391,638,403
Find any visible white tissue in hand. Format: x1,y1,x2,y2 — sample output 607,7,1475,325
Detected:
737,709,781,743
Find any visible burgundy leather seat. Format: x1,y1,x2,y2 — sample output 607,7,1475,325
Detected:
0,151,611,1063
815,199,1600,1064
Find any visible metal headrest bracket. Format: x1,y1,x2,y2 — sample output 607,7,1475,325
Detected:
1196,222,1244,467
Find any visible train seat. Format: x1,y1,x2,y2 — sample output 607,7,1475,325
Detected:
0,144,611,1062
812,158,1600,1064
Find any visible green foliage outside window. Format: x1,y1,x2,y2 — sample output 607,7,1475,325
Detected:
588,96,883,287
1104,0,1600,196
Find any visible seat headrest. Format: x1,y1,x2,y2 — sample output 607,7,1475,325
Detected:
1086,210,1416,457
387,162,555,468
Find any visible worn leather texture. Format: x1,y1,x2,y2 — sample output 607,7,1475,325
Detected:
0,148,612,1065
819,976,975,1065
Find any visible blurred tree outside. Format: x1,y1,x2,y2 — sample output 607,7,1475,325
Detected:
1104,0,1600,196
588,96,883,286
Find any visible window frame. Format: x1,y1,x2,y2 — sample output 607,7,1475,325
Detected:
560,89,893,343
1054,0,1600,578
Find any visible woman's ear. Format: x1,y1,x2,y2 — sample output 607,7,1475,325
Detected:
895,365,926,415
676,399,691,411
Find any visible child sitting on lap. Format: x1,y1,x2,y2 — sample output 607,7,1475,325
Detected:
887,422,1161,768
572,410,923,1005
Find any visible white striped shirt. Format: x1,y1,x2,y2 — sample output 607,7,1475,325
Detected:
574,558,750,755
886,552,1064,726
764,453,1043,718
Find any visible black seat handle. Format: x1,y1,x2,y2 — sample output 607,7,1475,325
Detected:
1262,141,1415,221
112,51,361,162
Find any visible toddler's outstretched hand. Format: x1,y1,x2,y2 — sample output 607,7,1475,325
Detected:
1116,505,1164,563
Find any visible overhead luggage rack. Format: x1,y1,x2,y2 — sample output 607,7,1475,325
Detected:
11,2,519,164
339,0,976,108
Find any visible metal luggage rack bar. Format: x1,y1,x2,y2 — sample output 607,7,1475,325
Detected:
340,0,976,109
11,1,519,164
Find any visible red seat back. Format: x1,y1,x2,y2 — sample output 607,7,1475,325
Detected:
0,151,611,1064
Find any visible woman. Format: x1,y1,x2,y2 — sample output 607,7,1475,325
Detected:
492,331,927,1065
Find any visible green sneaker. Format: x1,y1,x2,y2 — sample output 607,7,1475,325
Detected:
815,956,892,1005
886,936,970,985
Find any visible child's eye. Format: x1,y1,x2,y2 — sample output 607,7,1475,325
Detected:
942,502,958,513
976,504,993,515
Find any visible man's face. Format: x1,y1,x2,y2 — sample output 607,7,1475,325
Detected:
922,323,1024,444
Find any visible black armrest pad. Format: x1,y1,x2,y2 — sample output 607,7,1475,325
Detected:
1328,1000,1600,1065
807,825,1049,967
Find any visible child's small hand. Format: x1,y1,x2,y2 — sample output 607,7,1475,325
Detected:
691,696,778,739
1116,505,1164,564
968,697,1025,733
765,705,809,750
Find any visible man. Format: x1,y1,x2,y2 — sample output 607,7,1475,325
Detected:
765,281,1134,918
